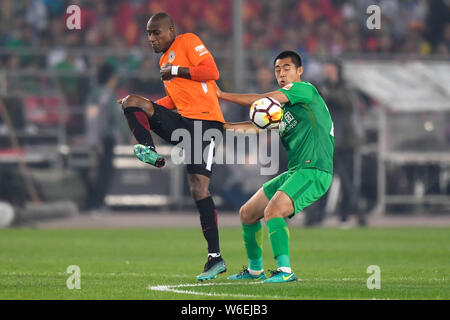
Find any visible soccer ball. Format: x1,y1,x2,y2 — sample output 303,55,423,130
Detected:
249,97,283,129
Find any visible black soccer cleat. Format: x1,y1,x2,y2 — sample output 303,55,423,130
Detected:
196,255,227,281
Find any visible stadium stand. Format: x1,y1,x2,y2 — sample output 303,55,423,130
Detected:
0,0,449,217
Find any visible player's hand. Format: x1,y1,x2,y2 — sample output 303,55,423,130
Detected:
160,63,174,81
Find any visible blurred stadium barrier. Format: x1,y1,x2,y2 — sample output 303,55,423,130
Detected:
344,59,450,214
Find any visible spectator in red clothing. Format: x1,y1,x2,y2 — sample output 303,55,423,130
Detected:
243,0,262,23
204,0,231,35
379,33,394,54
296,0,341,27
1,0,449,73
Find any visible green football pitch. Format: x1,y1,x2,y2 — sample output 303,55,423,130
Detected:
0,227,448,300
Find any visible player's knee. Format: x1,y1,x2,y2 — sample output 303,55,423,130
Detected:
122,95,154,116
239,206,249,224
263,204,283,221
239,205,258,225
121,95,136,109
140,101,154,117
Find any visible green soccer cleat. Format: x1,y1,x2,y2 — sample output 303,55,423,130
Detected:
227,266,266,281
196,256,227,281
133,144,165,168
264,269,297,283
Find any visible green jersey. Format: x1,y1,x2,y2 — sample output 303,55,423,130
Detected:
278,81,334,173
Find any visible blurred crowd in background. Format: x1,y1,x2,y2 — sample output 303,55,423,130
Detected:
0,0,449,101
1,0,449,81
2,0,450,55
0,0,449,220
1,0,449,129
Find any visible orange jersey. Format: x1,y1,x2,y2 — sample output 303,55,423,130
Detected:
159,33,225,123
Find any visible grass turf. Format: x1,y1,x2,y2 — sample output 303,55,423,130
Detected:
0,227,448,300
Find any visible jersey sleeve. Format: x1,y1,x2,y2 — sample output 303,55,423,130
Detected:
183,33,214,66
279,82,314,105
189,58,219,81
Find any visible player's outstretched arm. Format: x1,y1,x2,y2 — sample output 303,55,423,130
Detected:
224,121,260,133
160,58,219,82
217,87,289,106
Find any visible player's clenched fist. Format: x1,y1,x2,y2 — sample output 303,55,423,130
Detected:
160,63,174,81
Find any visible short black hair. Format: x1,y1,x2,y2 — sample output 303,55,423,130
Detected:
150,12,174,27
273,51,302,68
97,63,116,85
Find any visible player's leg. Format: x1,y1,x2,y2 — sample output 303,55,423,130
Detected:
188,173,220,254
177,119,226,281
118,95,165,167
263,190,297,283
228,172,290,281
185,126,223,280
132,100,191,168
189,173,227,281
240,188,269,274
264,169,333,283
119,95,155,145
228,187,269,281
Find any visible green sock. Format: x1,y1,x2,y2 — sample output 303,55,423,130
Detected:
267,217,291,269
242,222,263,271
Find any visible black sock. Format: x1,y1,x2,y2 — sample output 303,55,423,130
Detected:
195,197,220,254
123,106,155,149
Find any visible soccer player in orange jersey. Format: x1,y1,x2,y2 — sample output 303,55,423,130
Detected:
118,12,226,281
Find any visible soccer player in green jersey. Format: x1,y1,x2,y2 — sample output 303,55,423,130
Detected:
217,51,334,283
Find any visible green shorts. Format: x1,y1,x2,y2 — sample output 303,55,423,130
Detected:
263,168,333,217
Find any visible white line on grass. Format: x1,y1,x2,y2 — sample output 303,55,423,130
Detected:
149,281,289,299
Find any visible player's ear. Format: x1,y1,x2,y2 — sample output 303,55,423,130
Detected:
297,66,303,77
168,25,175,37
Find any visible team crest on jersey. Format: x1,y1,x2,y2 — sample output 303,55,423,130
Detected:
168,50,175,63
283,83,294,90
284,111,294,123
279,111,298,136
